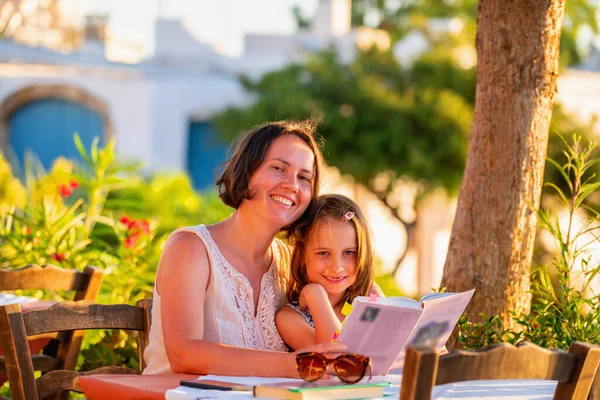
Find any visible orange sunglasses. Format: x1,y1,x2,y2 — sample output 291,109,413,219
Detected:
295,352,372,384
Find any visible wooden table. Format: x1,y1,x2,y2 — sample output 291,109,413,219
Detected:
79,374,559,400
79,374,197,400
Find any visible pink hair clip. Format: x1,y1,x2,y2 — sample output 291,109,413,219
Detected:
343,212,355,221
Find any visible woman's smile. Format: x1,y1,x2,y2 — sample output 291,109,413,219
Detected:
270,194,295,207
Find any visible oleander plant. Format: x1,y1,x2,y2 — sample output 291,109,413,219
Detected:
0,135,232,377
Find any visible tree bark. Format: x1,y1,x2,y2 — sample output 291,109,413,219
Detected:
441,0,566,336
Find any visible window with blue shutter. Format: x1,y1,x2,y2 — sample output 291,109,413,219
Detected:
187,121,228,190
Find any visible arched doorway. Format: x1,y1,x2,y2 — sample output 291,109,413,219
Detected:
0,85,111,170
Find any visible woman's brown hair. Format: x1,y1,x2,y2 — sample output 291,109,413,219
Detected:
287,194,375,308
216,120,325,233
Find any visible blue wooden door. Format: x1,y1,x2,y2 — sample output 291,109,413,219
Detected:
9,98,104,169
187,122,228,190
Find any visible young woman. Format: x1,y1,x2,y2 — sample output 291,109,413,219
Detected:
143,120,346,377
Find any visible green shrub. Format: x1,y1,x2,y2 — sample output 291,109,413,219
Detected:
0,135,233,371
457,134,600,350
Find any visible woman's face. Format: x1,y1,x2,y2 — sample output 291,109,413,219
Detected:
245,135,315,229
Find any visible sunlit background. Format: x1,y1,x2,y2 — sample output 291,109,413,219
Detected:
1,0,600,297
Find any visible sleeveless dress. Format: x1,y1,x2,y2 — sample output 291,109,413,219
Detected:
143,225,290,375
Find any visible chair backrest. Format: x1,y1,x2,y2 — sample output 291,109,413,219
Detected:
400,341,600,400
0,299,152,400
0,264,103,300
0,264,104,372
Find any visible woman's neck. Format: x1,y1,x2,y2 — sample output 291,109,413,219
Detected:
215,208,279,265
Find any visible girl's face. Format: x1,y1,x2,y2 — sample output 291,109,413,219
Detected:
245,135,315,229
304,218,358,306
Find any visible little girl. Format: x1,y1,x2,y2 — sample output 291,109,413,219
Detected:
275,193,376,350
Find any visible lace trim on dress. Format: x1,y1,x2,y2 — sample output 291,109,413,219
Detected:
198,226,260,349
257,241,287,351
198,225,287,351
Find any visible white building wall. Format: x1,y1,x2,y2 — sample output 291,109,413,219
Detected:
0,65,154,165
148,74,250,171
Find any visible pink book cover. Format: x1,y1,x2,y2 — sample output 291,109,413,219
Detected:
335,289,475,375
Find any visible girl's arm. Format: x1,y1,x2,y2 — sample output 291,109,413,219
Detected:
276,283,341,350
275,306,319,350
300,284,342,344
158,233,343,376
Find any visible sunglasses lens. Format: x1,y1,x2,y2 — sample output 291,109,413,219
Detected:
334,355,366,383
298,354,327,382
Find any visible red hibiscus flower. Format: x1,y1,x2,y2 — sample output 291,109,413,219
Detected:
124,233,140,249
52,253,67,262
120,215,132,226
58,179,79,197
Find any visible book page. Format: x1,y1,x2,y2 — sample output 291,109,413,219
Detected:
354,296,422,310
419,291,455,303
406,289,475,351
335,301,422,375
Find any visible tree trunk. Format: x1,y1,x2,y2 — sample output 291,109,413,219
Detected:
441,0,566,336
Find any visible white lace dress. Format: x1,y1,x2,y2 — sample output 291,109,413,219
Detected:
143,225,290,375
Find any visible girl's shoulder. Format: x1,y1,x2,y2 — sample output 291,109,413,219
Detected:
285,301,315,328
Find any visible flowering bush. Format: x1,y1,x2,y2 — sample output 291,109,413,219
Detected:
0,135,232,372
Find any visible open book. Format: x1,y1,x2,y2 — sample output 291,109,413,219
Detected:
335,289,475,375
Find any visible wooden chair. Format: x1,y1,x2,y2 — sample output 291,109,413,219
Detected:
400,341,600,400
0,299,153,400
0,264,104,375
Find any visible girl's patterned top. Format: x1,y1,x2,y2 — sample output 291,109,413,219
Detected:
287,300,315,328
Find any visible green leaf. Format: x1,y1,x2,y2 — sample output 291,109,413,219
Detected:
546,157,574,194
575,181,600,208
90,137,101,165
543,182,570,206
74,133,93,168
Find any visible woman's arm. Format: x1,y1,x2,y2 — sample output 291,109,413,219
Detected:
158,232,305,376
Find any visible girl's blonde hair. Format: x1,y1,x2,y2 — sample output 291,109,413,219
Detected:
287,194,374,308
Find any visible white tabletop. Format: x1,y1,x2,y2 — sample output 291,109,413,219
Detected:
165,375,557,400
433,380,556,399
0,293,36,306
